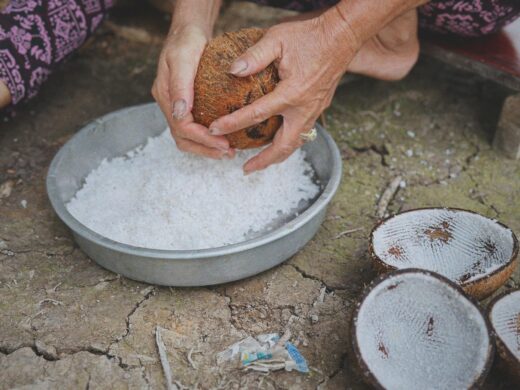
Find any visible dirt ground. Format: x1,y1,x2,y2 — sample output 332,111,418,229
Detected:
1,1,519,389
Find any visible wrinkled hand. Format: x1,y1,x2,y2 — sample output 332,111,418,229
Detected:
209,12,360,173
152,25,235,159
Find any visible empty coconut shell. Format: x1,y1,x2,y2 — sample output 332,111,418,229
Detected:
352,269,494,390
369,208,519,300
488,289,520,383
193,28,282,149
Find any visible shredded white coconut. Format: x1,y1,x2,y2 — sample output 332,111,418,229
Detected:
66,129,320,250
490,290,520,360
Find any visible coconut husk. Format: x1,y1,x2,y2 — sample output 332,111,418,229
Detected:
193,28,282,149
368,207,519,300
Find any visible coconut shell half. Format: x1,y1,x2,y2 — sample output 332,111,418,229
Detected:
193,28,282,149
369,208,519,300
488,289,520,383
352,269,494,390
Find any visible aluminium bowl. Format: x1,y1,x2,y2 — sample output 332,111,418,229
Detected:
46,103,342,286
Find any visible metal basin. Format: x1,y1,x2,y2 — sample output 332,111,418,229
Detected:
46,103,342,286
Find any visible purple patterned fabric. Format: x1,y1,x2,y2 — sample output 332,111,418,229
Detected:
0,0,113,106
419,0,520,37
0,0,519,108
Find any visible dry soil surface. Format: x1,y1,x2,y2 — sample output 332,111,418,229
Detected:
1,2,519,389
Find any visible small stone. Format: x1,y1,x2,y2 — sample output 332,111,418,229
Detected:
0,240,7,249
20,200,27,209
310,314,319,324
35,340,58,360
141,286,155,296
89,343,107,353
407,130,416,138
94,281,109,290
405,149,414,158
0,180,15,199
494,93,520,159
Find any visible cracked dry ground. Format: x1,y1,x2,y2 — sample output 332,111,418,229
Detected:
1,2,520,390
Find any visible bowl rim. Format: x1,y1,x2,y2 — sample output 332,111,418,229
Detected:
46,102,342,259
351,268,495,390
487,288,520,367
368,207,519,288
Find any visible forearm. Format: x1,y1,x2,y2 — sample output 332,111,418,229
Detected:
0,81,11,108
322,0,427,50
171,0,222,39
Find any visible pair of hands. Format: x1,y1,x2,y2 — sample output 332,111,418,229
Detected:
152,9,359,174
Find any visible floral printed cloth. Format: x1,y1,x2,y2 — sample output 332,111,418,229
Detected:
0,0,519,107
419,0,520,37
0,0,113,106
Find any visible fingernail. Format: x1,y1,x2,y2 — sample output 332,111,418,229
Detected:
221,150,234,159
209,127,221,135
229,59,248,75
172,99,187,119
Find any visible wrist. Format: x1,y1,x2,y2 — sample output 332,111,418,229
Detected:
169,23,211,43
171,0,221,40
331,0,425,45
0,80,12,108
320,5,362,55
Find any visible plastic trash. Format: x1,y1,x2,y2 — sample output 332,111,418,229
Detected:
217,332,309,373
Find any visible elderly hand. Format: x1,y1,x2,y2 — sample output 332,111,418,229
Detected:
208,9,361,174
152,1,234,159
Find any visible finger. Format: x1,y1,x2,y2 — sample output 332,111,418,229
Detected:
243,120,306,174
158,90,232,152
156,73,233,154
175,121,231,151
154,78,180,130
228,33,281,77
209,87,288,135
176,138,235,160
168,47,204,120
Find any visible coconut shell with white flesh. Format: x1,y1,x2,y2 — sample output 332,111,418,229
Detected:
193,28,282,149
488,289,520,383
369,208,519,300
352,269,494,390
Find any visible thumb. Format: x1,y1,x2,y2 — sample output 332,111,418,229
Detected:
229,34,281,77
169,50,200,120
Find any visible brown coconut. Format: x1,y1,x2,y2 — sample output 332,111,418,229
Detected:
368,208,519,300
488,289,520,384
351,269,494,389
193,28,282,149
